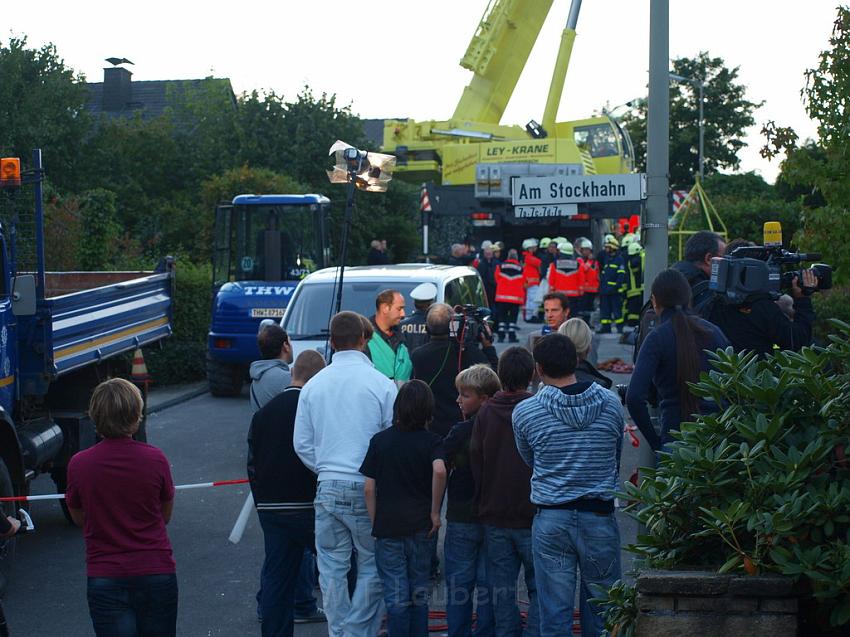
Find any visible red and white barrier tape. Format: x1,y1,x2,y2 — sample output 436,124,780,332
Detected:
0,478,249,502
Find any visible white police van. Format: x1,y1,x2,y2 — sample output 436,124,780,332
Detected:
280,264,488,358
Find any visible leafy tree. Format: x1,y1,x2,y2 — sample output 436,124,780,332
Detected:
0,37,90,189
623,52,762,187
702,172,802,244
77,188,120,269
765,7,850,285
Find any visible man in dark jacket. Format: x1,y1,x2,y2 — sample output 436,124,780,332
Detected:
399,282,437,354
476,242,499,310
469,347,537,637
412,304,498,437
671,231,726,307
248,350,327,636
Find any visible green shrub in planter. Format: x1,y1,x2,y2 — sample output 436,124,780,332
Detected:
621,323,850,630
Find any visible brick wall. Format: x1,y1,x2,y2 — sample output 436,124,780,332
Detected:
635,570,797,637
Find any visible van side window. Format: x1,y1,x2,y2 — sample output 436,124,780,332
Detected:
444,279,462,308
464,275,487,307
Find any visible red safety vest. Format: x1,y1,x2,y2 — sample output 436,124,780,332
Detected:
579,257,600,293
547,258,584,297
522,251,541,286
494,260,525,305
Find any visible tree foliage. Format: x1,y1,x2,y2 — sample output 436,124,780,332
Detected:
623,52,762,187
767,7,850,286
0,37,90,190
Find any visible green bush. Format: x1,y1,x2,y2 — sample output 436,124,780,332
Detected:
622,329,850,630
813,286,850,343
145,261,211,385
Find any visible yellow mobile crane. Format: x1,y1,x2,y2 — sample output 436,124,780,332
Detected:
382,0,637,250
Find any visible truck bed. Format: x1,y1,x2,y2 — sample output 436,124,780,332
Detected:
44,271,173,376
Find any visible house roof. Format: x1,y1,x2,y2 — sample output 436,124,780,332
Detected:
86,75,236,121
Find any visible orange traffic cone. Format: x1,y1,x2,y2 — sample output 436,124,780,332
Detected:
131,348,150,383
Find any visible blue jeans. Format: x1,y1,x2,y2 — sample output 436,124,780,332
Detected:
314,480,383,637
444,522,494,637
375,531,436,637
87,573,178,637
257,510,315,637
485,526,538,637
532,509,621,637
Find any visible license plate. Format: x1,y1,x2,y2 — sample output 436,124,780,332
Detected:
514,204,578,218
251,308,285,318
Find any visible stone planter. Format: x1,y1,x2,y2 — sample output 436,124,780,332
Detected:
634,570,798,637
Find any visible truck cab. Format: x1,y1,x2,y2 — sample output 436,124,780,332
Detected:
207,194,330,396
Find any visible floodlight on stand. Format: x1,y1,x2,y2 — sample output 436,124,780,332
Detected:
324,140,397,330
327,140,395,193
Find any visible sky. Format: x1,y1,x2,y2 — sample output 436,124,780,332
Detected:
8,1,840,184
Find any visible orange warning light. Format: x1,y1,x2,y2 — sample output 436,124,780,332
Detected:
0,158,21,188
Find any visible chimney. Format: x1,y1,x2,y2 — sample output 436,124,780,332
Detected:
102,66,132,112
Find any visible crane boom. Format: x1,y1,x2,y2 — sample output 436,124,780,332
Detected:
542,0,582,131
452,0,555,124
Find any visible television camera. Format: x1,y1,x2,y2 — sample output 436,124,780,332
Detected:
451,304,493,349
709,222,832,305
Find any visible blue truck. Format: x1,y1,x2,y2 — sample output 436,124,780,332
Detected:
0,151,174,591
206,194,330,396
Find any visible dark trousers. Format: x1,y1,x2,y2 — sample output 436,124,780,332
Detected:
257,549,318,619
258,510,316,637
87,573,178,637
580,293,597,314
495,304,520,340
599,294,623,331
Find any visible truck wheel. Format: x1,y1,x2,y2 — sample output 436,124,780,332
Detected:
206,355,243,397
0,458,16,597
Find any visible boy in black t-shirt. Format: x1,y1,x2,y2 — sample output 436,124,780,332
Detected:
443,364,501,637
361,380,447,637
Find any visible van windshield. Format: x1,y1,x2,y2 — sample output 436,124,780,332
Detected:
283,281,420,340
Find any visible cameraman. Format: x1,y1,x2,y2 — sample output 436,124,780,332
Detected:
411,303,498,437
706,269,817,356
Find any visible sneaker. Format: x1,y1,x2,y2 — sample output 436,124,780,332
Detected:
508,334,519,343
294,608,327,624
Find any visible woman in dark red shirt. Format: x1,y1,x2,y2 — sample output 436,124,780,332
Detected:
66,378,177,637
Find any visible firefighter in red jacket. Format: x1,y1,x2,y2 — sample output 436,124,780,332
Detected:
494,249,525,342
521,238,541,322
546,240,585,317
576,238,600,316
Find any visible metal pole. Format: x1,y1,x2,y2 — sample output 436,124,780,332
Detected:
698,80,704,180
422,212,430,264
644,0,670,303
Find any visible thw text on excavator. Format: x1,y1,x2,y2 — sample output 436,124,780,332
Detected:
381,0,638,252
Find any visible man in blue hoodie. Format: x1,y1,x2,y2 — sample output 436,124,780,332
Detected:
512,334,624,637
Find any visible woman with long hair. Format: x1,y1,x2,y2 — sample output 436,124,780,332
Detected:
626,269,729,450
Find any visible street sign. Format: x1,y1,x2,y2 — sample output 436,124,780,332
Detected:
514,204,578,219
512,173,647,206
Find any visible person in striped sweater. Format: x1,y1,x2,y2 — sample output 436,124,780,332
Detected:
511,333,624,637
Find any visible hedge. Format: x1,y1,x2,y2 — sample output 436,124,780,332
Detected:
145,261,212,385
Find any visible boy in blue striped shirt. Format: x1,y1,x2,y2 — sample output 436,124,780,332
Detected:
512,333,624,637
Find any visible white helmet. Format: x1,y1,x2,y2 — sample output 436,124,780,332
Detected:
522,238,538,250
557,240,572,254
579,238,593,250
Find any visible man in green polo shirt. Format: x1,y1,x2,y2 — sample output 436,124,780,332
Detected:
367,289,413,382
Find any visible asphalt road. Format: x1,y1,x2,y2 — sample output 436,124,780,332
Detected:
4,324,645,636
